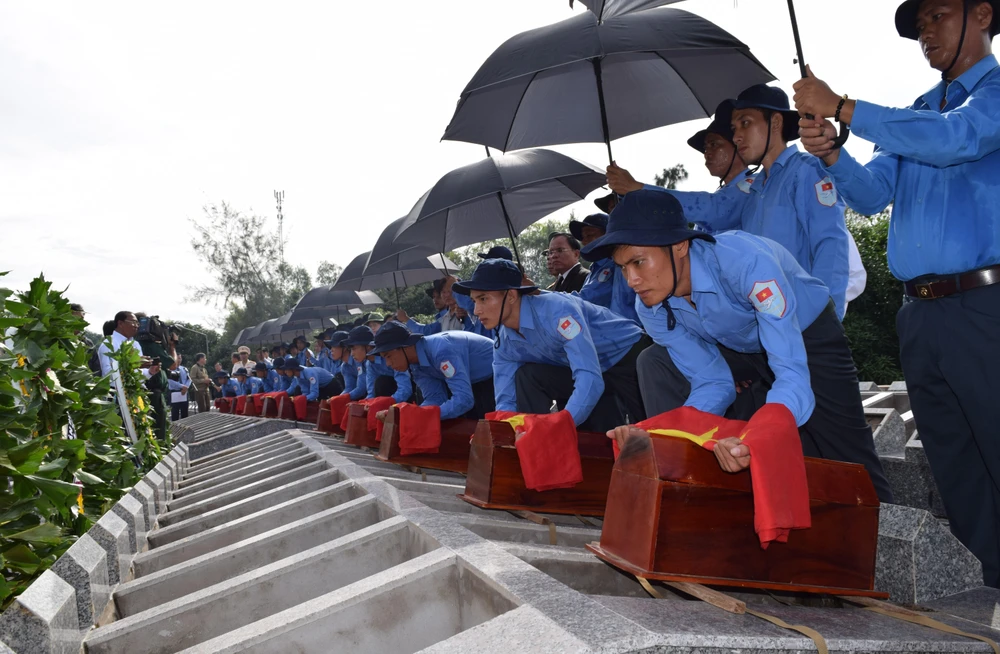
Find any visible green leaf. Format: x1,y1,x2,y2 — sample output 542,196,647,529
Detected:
23,476,79,506
0,573,10,604
35,458,69,477
74,471,104,485
8,523,64,545
3,544,42,574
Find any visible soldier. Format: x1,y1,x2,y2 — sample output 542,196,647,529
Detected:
370,321,496,420
793,0,1000,586
584,189,892,502
454,259,650,432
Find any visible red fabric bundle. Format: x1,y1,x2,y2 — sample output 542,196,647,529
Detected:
214,398,231,412
328,394,352,425
236,396,249,414
634,404,810,549
340,403,353,431
360,397,395,441
243,395,261,416
485,410,522,422
511,410,583,492
397,403,442,456
292,394,308,420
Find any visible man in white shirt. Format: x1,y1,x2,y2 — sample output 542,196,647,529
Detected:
98,311,150,381
233,346,253,374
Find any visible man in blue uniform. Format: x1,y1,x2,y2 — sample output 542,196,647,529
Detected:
291,336,313,368
240,367,265,395
254,362,281,393
233,368,250,395
344,325,412,402
453,259,651,432
283,360,340,402
793,0,1000,585
215,370,237,397
339,328,368,401
584,189,892,501
607,85,853,319
573,213,639,323
370,321,497,420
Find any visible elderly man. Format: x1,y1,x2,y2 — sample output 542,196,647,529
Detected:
189,353,212,413
546,232,589,293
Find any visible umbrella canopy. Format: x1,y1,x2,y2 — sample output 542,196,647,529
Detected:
231,328,247,347
366,216,443,270
442,8,774,156
392,148,606,257
570,0,680,21
237,322,268,345
257,311,339,343
293,286,384,311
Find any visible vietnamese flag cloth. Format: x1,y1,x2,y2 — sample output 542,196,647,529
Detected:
397,403,442,456
340,402,354,432
505,410,583,493
635,404,810,549
328,394,352,426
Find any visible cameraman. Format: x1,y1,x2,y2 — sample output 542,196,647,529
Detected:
133,312,176,441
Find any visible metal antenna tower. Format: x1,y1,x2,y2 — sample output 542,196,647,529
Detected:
274,190,285,266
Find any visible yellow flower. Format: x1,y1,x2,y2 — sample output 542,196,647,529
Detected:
76,491,85,515
137,396,145,411
16,355,27,368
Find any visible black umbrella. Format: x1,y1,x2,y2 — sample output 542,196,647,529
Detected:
258,311,339,343
231,328,247,347
391,148,606,263
334,248,458,308
442,8,774,162
569,0,680,21
290,287,383,323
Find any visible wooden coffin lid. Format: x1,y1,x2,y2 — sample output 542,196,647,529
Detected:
475,420,614,458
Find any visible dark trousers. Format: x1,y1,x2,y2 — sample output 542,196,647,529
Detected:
467,378,497,419
514,335,651,432
898,283,1000,588
194,388,211,414
171,401,189,422
637,301,893,503
317,377,343,400
373,375,404,400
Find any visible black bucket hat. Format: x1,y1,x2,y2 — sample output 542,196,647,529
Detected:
344,325,375,347
325,330,350,349
688,99,736,153
895,0,1000,39
593,192,617,213
732,84,800,143
581,189,714,262
452,259,537,296
253,362,269,372
213,370,230,379
568,213,609,241
272,357,286,370
368,320,423,356
478,245,514,261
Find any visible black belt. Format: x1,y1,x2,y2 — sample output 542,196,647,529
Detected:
904,264,1000,299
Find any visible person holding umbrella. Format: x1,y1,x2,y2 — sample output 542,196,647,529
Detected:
398,280,448,335
585,189,892,502
370,321,497,420
453,259,651,432
793,0,1000,587
608,84,853,320
687,100,751,198
339,327,370,401
572,213,639,324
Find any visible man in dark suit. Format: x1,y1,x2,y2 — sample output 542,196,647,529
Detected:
545,232,590,293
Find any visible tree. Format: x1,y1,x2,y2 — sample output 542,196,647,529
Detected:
654,164,689,189
316,261,343,286
189,202,314,353
843,208,903,384
448,218,570,290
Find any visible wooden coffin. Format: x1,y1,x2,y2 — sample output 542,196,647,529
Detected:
242,395,261,417
374,405,475,474
344,403,379,448
586,432,886,598
458,419,614,516
260,395,279,419
316,399,344,435
275,395,298,421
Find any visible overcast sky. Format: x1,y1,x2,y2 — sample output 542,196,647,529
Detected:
1,0,934,332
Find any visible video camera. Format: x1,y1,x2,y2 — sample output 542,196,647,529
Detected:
136,315,171,343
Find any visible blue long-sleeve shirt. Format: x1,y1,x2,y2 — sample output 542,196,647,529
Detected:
825,54,1000,281
295,366,335,402
245,376,265,394
452,292,491,337
662,152,850,319
577,258,640,324
637,233,829,426
341,356,367,400
407,309,447,335
411,332,495,420
494,292,643,426
263,369,282,393
365,356,412,403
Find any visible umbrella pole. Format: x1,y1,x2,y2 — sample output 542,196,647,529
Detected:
592,58,614,165
496,192,523,267
393,272,401,309
786,0,849,147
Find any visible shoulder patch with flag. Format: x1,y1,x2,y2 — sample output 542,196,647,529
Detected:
557,316,582,340
736,176,754,194
598,268,612,283
439,360,456,378
749,280,787,318
815,177,837,207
